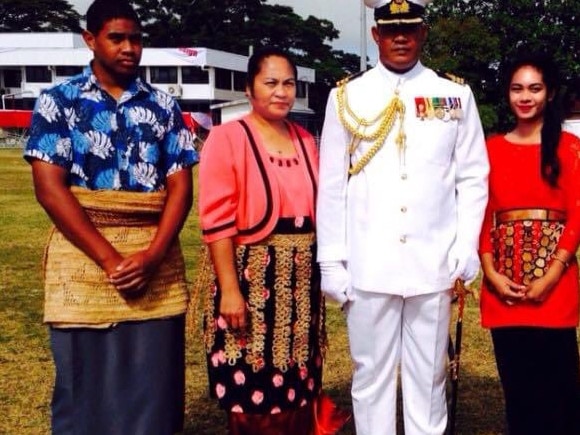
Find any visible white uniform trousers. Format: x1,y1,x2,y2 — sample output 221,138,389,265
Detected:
346,289,452,435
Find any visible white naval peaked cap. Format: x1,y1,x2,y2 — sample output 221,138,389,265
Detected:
364,0,433,25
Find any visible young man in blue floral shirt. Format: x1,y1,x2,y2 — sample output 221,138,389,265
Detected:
24,0,198,433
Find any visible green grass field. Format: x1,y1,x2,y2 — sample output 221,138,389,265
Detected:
0,148,509,434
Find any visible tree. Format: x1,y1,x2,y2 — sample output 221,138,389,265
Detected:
131,0,360,122
424,0,580,132
0,0,82,32
133,0,267,48
423,15,501,130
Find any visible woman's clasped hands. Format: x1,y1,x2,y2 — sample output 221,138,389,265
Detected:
488,266,562,305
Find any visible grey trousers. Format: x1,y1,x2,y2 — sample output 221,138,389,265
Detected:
50,315,185,435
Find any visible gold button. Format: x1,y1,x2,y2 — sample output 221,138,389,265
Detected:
401,173,408,180
401,206,407,213
400,235,407,243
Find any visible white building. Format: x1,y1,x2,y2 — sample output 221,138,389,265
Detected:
564,119,580,138
0,33,315,126
564,89,580,139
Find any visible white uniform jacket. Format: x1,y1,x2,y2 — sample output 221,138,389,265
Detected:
317,62,489,296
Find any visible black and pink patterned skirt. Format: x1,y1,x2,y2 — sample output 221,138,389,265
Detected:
203,218,326,414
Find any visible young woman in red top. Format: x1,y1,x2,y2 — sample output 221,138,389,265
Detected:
479,52,580,435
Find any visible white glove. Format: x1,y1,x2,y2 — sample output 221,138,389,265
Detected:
448,248,480,285
319,261,352,305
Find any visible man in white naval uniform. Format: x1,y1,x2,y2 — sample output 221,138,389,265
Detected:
316,0,489,434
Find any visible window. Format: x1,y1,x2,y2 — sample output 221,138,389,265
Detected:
55,66,83,77
25,66,52,83
233,71,246,91
215,68,232,90
3,69,22,88
150,67,177,84
296,81,307,99
182,66,209,84
137,67,147,81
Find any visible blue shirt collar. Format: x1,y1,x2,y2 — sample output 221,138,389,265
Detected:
80,64,150,98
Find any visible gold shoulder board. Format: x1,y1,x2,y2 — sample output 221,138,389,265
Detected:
336,70,366,87
442,72,466,86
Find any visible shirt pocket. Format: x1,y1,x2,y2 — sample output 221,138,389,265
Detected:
411,120,458,167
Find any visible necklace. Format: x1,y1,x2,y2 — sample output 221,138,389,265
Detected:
249,114,294,156
337,82,406,175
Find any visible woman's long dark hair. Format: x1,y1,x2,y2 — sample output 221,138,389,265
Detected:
504,52,563,187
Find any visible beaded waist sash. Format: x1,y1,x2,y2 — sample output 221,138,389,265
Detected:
495,208,567,225
492,209,565,286
43,187,188,324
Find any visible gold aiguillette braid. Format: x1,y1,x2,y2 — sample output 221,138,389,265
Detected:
337,83,406,175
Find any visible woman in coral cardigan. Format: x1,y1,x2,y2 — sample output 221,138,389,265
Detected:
199,47,346,435
479,51,580,435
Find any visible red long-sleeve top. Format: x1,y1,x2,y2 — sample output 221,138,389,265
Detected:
479,132,580,328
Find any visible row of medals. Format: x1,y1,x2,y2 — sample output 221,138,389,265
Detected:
415,97,463,122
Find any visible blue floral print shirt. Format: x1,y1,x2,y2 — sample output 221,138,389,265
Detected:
25,65,198,192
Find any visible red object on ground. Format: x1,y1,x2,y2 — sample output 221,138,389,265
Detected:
0,110,197,130
0,110,32,128
313,393,351,435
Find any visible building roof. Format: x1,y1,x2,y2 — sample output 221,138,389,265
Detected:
0,33,315,82
0,32,85,48
211,98,314,114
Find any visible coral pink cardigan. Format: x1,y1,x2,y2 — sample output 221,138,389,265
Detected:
199,116,318,244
